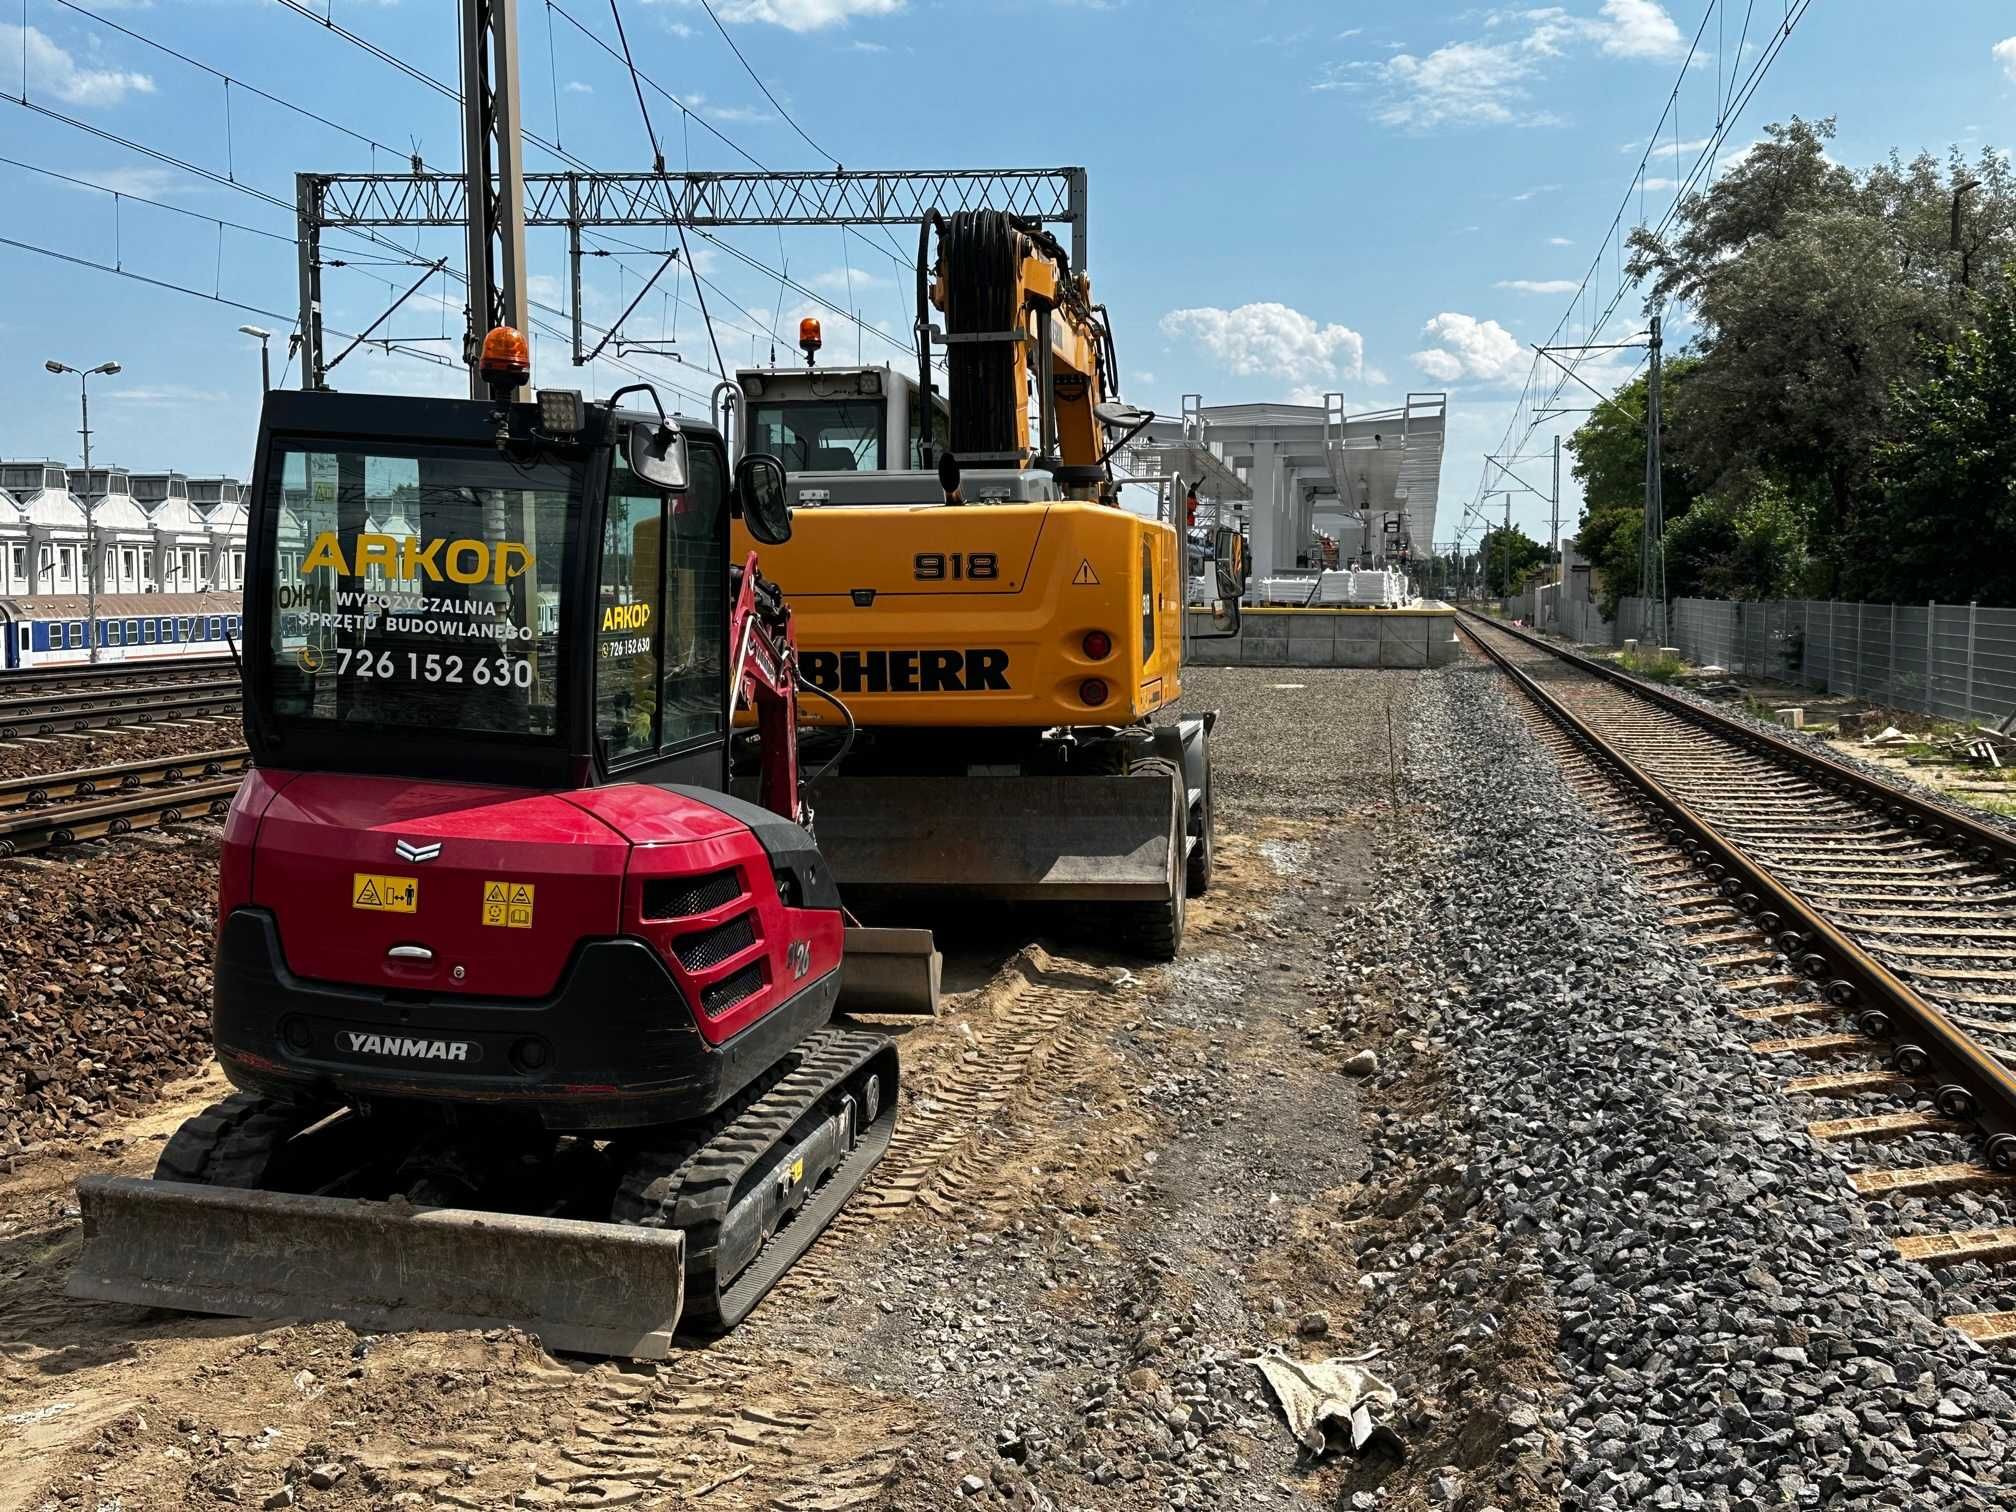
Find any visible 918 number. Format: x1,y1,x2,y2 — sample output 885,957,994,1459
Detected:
914,552,998,581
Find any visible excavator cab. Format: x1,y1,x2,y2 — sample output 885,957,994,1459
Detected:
64,371,911,1359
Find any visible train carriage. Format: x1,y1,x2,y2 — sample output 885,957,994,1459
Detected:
0,591,245,670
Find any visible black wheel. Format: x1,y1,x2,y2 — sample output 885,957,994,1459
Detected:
1185,738,1214,898
155,1092,323,1189
1117,757,1185,961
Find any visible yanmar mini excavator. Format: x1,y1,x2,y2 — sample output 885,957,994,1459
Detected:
65,327,931,1359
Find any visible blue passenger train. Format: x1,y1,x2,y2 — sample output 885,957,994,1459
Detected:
0,592,245,670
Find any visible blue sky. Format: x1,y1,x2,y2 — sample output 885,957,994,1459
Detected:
2,0,2011,551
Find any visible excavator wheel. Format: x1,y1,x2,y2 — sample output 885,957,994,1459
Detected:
1117,757,1186,962
1186,739,1215,898
154,1092,330,1190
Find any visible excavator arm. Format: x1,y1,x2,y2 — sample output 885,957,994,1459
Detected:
915,210,1143,499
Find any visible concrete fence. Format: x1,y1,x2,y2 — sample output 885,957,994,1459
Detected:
1553,596,2016,726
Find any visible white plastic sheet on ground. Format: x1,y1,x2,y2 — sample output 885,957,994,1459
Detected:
1249,1350,1402,1458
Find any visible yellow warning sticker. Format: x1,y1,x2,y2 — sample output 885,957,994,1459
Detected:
353,873,418,913
1072,558,1101,586
482,880,536,929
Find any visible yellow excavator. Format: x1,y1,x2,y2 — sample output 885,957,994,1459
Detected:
720,210,1247,957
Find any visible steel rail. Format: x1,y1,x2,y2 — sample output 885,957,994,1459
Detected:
0,678,241,716
0,748,249,811
0,776,241,856
0,687,243,738
1457,610,2016,1162
1465,613,2016,875
0,656,237,690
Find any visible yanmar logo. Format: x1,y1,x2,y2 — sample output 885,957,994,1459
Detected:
341,1031,477,1063
801,648,1008,694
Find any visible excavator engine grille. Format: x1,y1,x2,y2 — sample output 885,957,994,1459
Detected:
642,869,743,921
701,963,767,1017
674,915,757,972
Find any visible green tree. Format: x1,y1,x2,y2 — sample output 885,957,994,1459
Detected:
1568,359,1705,616
1626,118,2016,589
1852,271,2016,604
1662,484,1808,601
1479,526,1548,597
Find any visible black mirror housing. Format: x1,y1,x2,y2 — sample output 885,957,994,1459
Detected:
937,451,962,505
735,452,792,546
627,420,689,491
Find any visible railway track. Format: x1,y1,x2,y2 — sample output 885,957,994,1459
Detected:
1460,609,2016,1343
0,655,237,694
0,747,248,813
0,679,241,737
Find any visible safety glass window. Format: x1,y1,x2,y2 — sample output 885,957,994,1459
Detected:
596,483,663,764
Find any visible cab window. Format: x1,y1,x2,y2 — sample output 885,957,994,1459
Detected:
595,478,663,765
1140,539,1156,659
593,443,728,765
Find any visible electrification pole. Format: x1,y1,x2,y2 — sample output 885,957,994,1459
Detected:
44,359,120,662
1551,433,1561,586
462,0,529,399
1640,314,1666,647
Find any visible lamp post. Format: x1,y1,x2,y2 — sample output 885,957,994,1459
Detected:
238,325,273,392
43,358,121,662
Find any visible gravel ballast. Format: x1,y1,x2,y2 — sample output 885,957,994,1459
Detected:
1361,656,2016,1509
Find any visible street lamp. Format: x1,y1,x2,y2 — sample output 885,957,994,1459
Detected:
238,325,273,392
44,359,121,662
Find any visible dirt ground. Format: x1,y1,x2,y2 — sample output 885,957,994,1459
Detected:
0,667,1540,1512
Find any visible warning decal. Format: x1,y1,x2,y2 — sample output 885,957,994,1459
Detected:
1072,559,1101,586
482,879,536,929
353,873,418,913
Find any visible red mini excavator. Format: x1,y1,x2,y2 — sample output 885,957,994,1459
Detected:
66,329,934,1357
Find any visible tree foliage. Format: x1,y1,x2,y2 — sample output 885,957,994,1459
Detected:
1850,271,2016,604
1569,117,2016,607
1479,526,1549,597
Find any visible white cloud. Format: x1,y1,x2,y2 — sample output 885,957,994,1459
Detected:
684,0,902,29
1995,37,2016,82
1133,369,1157,385
55,165,186,199
1495,278,1579,295
1593,0,1686,62
1510,183,1561,202
847,39,887,52
1547,236,1574,246
1412,313,1525,384
1641,175,1682,192
1371,2,1683,129
528,274,563,302
1378,39,1556,129
101,385,228,406
1158,302,1367,386
1,24,154,106
809,266,891,292
565,80,594,94
707,104,775,123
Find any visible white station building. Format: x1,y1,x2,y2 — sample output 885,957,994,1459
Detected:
0,461,249,600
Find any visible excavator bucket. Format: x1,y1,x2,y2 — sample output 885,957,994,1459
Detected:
813,773,1180,904
66,1175,688,1360
841,926,944,1015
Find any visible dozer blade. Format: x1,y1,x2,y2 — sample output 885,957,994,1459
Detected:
66,1175,687,1360
814,774,1178,903
840,926,943,1015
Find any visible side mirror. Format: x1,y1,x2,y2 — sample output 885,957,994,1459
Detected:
734,452,792,546
1213,526,1249,586
937,451,963,506
628,421,689,491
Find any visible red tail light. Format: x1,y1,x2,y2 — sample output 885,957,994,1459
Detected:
1082,629,1112,660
